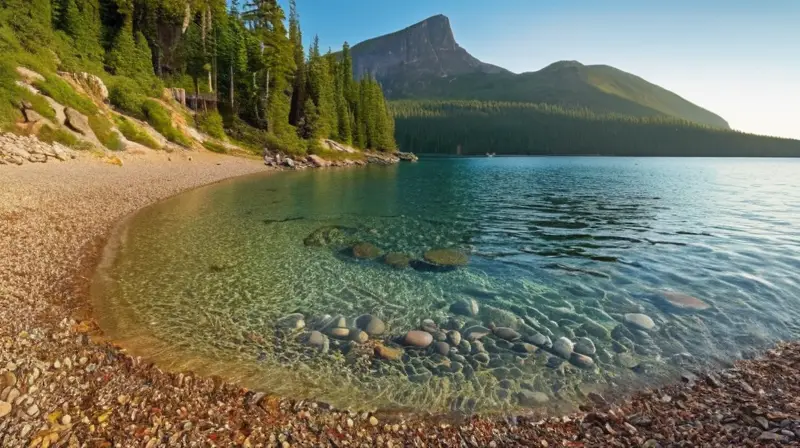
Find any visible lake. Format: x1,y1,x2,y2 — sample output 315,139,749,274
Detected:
93,157,800,415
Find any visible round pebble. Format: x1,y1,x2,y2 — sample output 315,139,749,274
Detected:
0,400,11,418
624,313,655,331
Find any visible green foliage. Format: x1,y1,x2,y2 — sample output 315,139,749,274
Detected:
108,77,146,118
142,99,191,147
0,0,52,52
37,124,79,147
34,75,98,116
202,140,228,153
115,115,160,149
196,110,226,139
106,21,157,87
89,114,124,151
392,100,800,157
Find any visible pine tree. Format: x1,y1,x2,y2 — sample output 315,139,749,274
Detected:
287,0,305,127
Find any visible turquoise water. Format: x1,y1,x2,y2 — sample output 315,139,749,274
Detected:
94,157,800,415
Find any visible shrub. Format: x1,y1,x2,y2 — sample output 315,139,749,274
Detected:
108,77,146,118
142,99,191,147
196,110,225,139
226,117,304,156
37,124,79,147
202,140,227,154
34,74,97,116
88,114,124,151
115,116,160,149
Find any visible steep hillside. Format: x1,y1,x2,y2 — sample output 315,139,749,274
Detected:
351,16,729,129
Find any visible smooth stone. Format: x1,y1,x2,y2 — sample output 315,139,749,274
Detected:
421,319,438,333
450,298,479,317
383,252,411,269
481,306,521,329
404,330,434,348
329,327,351,339
0,400,10,418
451,353,467,364
616,352,640,369
349,330,369,343
624,313,656,331
458,340,472,354
306,331,329,352
612,324,635,341
277,313,305,330
473,353,490,364
463,325,491,341
574,337,597,356
433,341,450,356
351,242,381,259
447,330,462,347
513,343,537,354
516,390,549,406
495,340,513,350
570,353,595,369
471,340,485,354
374,343,404,361
493,327,522,341
661,292,711,311
580,321,612,340
552,337,574,359
355,314,386,336
320,315,346,332
423,248,469,266
433,331,447,342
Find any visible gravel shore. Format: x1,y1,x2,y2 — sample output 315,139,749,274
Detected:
2,150,800,447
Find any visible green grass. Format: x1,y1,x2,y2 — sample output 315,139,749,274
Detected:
196,110,226,139
89,114,124,151
202,140,228,154
34,74,98,116
142,99,191,147
115,116,160,149
108,77,146,119
37,124,79,147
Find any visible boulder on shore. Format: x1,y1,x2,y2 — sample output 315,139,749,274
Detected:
64,108,91,136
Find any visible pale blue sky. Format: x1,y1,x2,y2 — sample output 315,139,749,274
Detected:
283,1,799,139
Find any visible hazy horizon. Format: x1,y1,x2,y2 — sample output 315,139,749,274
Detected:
284,0,799,140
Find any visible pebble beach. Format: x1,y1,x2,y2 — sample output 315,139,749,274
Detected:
2,148,800,447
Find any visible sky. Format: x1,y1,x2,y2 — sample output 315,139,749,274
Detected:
282,0,800,139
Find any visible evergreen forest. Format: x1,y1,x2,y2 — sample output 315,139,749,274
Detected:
0,0,397,154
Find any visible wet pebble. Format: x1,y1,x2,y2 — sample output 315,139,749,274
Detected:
330,327,350,339
306,331,329,353
404,330,433,348
552,337,574,359
473,353,490,365
574,337,596,356
349,330,369,343
450,298,479,317
570,353,595,369
447,330,462,347
433,331,447,342
0,400,11,418
494,327,521,341
517,390,549,406
526,332,552,348
513,343,536,354
624,313,655,331
277,313,306,330
463,325,491,341
355,314,386,336
471,340,485,354
433,341,450,356
421,319,438,333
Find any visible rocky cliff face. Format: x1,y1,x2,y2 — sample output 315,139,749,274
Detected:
350,15,506,85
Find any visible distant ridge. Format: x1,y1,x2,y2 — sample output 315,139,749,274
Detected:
349,15,729,129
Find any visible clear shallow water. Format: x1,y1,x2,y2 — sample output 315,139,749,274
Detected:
94,157,800,415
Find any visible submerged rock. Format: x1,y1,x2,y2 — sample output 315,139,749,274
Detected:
433,341,450,356
447,330,462,347
421,319,438,333
306,331,329,353
303,226,348,247
526,332,552,349
375,343,403,361
355,314,386,336
517,390,549,406
580,321,612,340
349,330,369,343
383,252,411,269
329,327,351,339
624,313,656,331
570,353,595,369
494,327,522,341
351,242,381,259
450,298,480,317
423,248,469,267
552,337,574,359
404,330,433,348
277,313,305,330
481,305,521,329
574,337,597,356
661,291,711,311
462,326,491,341
513,343,537,354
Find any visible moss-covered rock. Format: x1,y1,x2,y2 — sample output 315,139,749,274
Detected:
351,242,381,259
303,226,347,247
423,248,468,267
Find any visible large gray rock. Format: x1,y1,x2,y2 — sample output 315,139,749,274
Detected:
450,298,479,317
64,108,91,136
574,337,597,356
462,325,491,341
22,109,44,123
516,390,549,406
552,337,574,359
624,313,656,331
403,330,433,348
493,327,521,341
355,314,386,336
